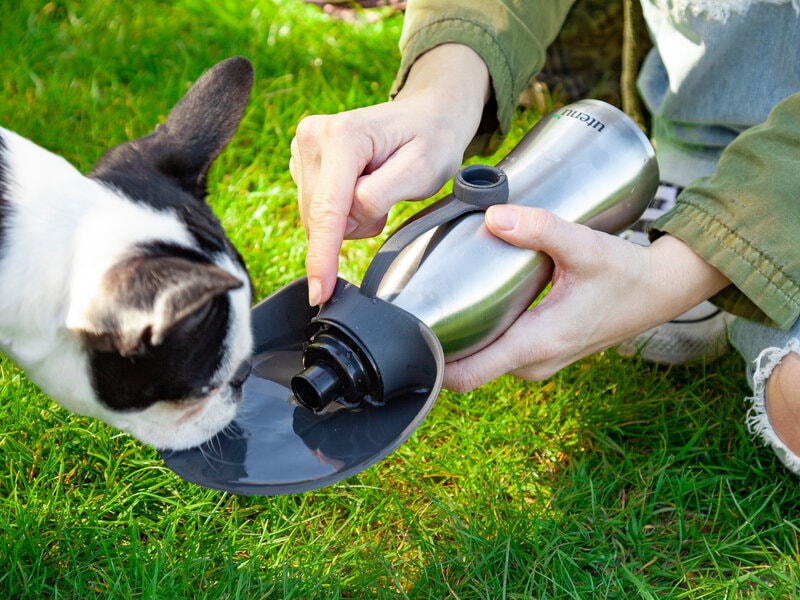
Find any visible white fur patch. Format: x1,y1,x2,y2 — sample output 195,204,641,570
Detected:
0,127,253,451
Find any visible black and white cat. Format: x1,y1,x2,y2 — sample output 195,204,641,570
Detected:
0,57,255,451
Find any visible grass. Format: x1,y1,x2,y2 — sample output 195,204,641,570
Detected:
2,0,800,597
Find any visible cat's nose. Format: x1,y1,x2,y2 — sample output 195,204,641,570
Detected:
230,360,252,389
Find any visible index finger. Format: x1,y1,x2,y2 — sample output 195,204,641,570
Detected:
302,127,373,306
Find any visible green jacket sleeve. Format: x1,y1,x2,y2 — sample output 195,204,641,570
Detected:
651,92,800,330
390,0,576,154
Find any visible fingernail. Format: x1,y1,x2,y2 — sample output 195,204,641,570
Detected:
486,205,518,231
308,277,322,307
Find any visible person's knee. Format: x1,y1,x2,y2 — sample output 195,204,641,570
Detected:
765,351,800,455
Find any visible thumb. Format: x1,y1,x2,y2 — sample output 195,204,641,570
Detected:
485,205,575,256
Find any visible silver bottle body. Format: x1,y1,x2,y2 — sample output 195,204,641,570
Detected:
371,100,660,360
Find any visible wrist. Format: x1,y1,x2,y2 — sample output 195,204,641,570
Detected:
646,234,731,316
395,43,490,143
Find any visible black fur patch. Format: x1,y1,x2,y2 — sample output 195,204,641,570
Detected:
88,57,253,274
86,239,242,412
82,58,253,415
88,289,232,411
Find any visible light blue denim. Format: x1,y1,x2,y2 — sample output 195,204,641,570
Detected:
638,0,800,187
639,0,800,472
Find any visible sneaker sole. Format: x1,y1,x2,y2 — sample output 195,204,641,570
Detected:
617,309,734,365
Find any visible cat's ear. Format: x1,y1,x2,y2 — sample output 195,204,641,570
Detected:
91,57,254,201
151,56,253,199
71,256,243,357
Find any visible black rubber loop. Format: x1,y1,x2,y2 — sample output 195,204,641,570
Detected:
360,165,508,297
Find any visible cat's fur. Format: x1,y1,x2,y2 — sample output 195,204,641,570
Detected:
0,57,255,451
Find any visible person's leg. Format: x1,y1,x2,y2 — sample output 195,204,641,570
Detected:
621,4,790,366
765,351,800,455
730,317,800,474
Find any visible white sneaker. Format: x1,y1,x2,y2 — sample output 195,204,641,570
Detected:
617,184,732,364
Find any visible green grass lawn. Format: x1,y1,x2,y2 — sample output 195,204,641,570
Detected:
1,1,799,597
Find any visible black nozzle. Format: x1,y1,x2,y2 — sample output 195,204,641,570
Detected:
291,364,340,413
290,279,442,414
291,329,376,412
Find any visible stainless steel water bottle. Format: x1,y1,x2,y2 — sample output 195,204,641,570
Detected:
292,99,659,411
359,99,659,360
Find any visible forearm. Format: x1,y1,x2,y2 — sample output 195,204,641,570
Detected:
643,234,731,327
394,43,490,154
392,0,575,148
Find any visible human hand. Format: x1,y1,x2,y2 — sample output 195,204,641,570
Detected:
443,204,731,392
290,44,490,306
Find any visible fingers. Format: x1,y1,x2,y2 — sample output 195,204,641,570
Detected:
291,106,464,305
443,207,731,394
292,114,374,304
442,205,630,392
484,204,590,265
348,140,457,238
443,310,563,392
441,209,585,393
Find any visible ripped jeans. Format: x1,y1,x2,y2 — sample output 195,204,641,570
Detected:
730,317,800,474
634,1,800,473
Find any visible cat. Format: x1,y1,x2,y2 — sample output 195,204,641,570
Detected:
0,57,255,451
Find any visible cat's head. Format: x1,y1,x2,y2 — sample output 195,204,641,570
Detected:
66,57,255,450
